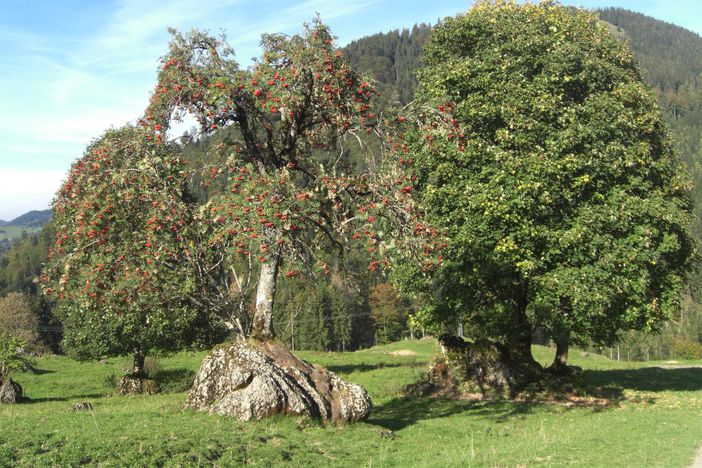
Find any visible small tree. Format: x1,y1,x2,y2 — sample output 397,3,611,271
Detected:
0,334,32,379
42,126,221,376
402,0,696,371
370,283,407,344
0,292,42,354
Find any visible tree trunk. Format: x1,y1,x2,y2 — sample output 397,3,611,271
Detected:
504,293,542,384
251,254,280,340
550,329,570,372
506,296,534,362
132,351,146,377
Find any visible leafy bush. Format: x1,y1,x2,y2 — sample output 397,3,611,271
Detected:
673,339,702,360
0,293,44,355
103,372,118,391
143,356,162,379
0,333,33,378
151,368,196,393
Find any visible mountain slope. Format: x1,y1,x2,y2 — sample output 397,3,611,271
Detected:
9,209,52,228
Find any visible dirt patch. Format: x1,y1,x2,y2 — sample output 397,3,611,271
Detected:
389,350,417,357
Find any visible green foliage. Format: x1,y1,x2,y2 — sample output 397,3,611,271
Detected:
400,1,696,354
598,8,702,306
0,333,32,378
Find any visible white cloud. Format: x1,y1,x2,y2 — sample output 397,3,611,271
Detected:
0,169,65,220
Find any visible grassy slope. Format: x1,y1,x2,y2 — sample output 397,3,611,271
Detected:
2,340,702,466
0,225,41,241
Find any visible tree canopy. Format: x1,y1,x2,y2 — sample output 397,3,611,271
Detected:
142,19,439,341
400,0,696,367
42,126,220,369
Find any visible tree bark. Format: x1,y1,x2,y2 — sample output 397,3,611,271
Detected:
504,292,542,385
251,254,280,340
506,294,534,361
550,329,570,372
133,351,146,377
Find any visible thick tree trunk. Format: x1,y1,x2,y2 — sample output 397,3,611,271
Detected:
506,295,535,362
132,351,146,377
551,330,570,370
504,293,542,384
251,255,280,340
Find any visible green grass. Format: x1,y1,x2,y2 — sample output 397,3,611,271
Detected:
2,339,702,466
0,225,41,241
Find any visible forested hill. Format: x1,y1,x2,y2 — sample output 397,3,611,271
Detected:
6,210,52,228
597,8,702,93
342,24,431,105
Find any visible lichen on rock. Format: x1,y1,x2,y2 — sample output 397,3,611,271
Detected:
0,376,22,404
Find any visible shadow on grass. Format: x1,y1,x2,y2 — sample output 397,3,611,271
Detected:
326,363,408,374
23,393,105,404
370,397,502,431
29,368,55,375
152,368,197,394
584,366,702,392
370,366,702,430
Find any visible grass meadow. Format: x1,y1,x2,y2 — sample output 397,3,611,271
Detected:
2,339,702,466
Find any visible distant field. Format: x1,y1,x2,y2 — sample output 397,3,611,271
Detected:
2,339,702,466
0,225,41,241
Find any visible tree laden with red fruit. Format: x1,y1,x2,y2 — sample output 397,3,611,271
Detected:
42,126,221,376
145,20,443,341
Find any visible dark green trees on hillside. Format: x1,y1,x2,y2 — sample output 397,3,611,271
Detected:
401,0,696,370
343,24,431,104
598,7,702,93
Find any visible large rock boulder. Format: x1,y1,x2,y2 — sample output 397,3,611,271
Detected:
0,376,22,403
185,340,372,424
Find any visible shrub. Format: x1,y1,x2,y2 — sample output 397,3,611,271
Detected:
0,293,43,354
0,333,33,378
673,339,702,360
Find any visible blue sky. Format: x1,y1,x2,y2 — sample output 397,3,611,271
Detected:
0,1,701,220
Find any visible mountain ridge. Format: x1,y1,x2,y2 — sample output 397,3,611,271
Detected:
0,209,52,228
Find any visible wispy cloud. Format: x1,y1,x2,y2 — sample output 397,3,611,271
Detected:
5,0,697,219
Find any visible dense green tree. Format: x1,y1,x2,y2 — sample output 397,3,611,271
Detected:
369,282,408,344
400,0,696,370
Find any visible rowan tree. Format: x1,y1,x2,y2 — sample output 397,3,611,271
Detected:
42,126,220,374
401,0,696,369
144,19,441,341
